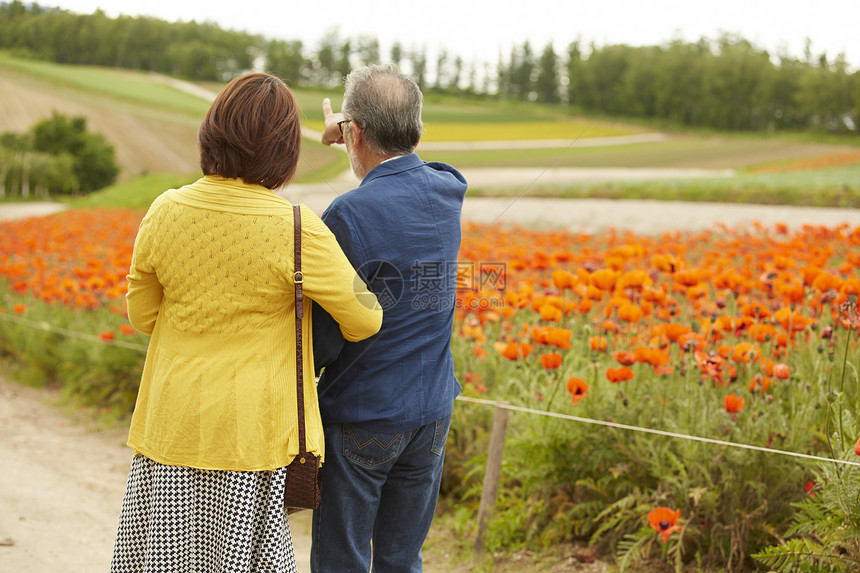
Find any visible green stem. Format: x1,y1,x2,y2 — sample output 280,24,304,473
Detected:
837,322,851,451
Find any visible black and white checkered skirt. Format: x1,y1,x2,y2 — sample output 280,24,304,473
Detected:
111,455,297,573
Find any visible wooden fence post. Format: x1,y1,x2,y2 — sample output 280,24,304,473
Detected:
472,402,509,563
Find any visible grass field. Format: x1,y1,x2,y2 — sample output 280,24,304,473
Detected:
1,52,859,206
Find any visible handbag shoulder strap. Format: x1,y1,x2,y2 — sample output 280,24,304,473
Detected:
293,204,308,455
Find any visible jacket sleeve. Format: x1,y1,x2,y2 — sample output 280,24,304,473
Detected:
299,205,382,343
126,200,164,335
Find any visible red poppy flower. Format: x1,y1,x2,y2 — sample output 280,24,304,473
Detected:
612,351,636,365
724,394,745,414
565,377,589,404
99,331,115,342
854,437,860,457
647,507,682,543
540,352,563,369
497,341,532,360
606,366,634,383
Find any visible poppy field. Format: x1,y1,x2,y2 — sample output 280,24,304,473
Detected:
2,208,860,571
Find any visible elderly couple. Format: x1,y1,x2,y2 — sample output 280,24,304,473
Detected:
110,65,467,572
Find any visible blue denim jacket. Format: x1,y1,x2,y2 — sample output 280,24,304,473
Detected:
312,154,468,432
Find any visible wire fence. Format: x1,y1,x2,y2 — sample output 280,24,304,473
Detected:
2,310,859,467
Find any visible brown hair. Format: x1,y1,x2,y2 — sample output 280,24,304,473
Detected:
198,73,301,189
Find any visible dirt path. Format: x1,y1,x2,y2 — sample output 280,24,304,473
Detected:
284,182,860,234
0,376,317,572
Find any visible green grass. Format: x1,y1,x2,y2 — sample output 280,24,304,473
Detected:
69,161,349,210
4,52,860,209
70,173,199,209
422,137,856,169
0,53,211,116
468,165,860,208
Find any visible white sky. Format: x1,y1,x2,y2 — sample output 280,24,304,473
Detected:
44,0,860,71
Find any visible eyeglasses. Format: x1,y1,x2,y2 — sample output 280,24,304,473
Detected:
337,119,351,135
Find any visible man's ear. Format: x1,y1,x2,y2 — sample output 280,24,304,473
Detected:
349,122,364,146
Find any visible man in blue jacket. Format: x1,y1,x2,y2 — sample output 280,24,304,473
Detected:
310,64,467,573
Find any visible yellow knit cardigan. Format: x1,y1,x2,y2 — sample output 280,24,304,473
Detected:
125,176,382,471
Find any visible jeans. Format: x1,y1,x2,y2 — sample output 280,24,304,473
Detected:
310,415,452,573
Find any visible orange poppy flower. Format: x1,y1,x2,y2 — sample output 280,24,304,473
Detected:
540,352,563,369
589,336,608,352
530,326,548,344
772,363,791,379
617,269,652,290
120,324,137,335
773,308,813,331
520,341,533,359
643,285,667,305
731,342,761,364
747,323,776,343
812,272,843,292
497,341,531,360
13,303,26,314
617,303,644,323
99,331,115,342
674,269,702,287
639,347,670,368
546,328,573,349
855,437,860,456
565,377,589,404
606,366,634,383
749,373,772,394
647,507,682,543
551,269,577,290
724,393,745,414
801,265,823,286
539,303,563,322
661,323,692,343
695,351,736,386
651,254,680,273
612,351,636,365
590,269,619,291
740,302,771,319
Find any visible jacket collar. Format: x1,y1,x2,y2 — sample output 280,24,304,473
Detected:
359,154,424,187
170,176,294,215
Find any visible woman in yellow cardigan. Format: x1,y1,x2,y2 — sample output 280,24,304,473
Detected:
110,73,382,573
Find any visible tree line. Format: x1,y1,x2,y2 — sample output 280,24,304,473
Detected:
1,1,858,133
1,112,119,198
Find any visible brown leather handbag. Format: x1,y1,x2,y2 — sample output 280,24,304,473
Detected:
284,204,322,514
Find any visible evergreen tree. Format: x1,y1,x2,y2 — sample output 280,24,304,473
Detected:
536,42,559,103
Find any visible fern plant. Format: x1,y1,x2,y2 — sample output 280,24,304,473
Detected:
753,421,860,572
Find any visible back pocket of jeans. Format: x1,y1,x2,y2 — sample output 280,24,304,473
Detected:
342,424,404,468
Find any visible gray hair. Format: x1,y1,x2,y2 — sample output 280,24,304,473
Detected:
342,64,423,156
